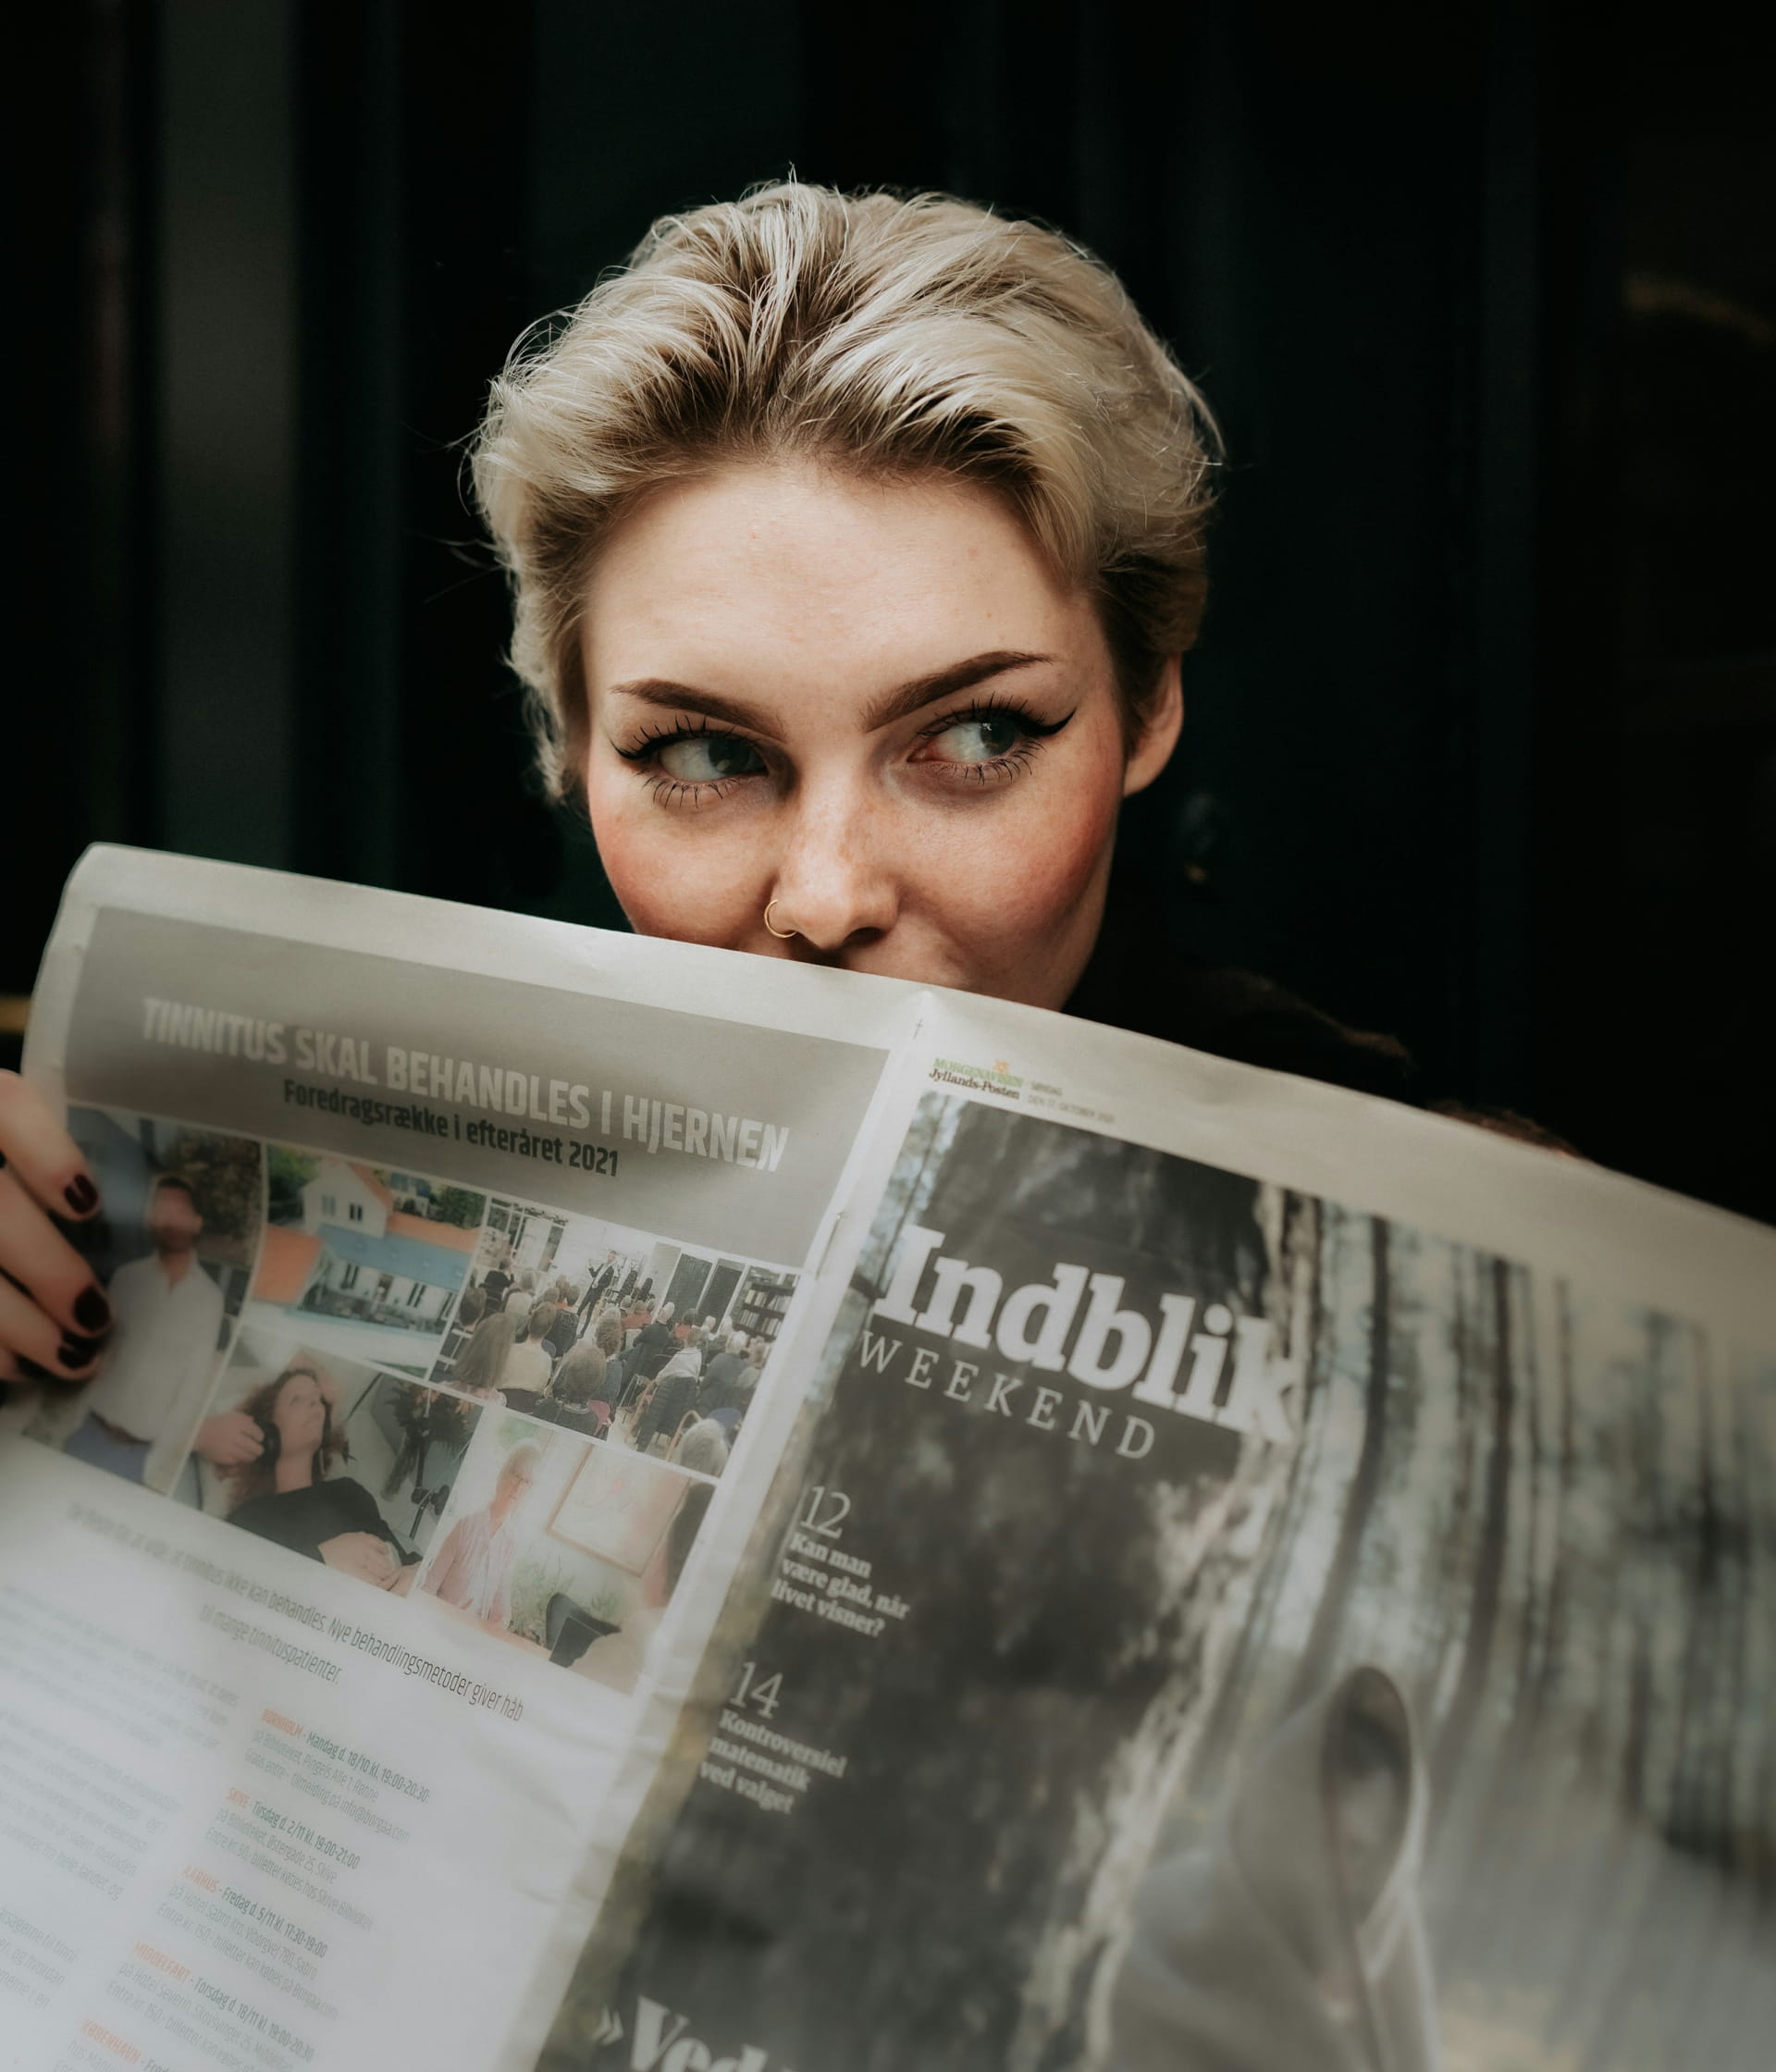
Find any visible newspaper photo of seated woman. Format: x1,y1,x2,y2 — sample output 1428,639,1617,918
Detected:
26,1105,263,1494
173,1326,481,1592
427,1194,790,1474
414,1412,717,1691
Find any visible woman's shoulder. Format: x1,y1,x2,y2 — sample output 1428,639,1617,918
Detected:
1067,901,1420,1104
1067,888,1569,1148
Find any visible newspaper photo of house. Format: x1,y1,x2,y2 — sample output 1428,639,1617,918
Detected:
246,1149,486,1376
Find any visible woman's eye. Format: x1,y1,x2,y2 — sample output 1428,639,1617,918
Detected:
654,733,767,783
925,714,1025,764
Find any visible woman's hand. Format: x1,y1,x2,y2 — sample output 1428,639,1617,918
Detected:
317,1532,398,1585
0,1071,113,1388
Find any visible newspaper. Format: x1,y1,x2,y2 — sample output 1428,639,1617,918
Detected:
2,845,1770,2072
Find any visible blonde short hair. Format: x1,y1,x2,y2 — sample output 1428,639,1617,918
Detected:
472,182,1219,797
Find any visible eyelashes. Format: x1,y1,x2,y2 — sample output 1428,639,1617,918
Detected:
910,697,1074,784
613,697,1075,808
615,717,767,806
613,715,745,767
919,697,1074,744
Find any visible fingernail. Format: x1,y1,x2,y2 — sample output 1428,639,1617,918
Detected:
64,1175,99,1215
58,1336,105,1369
73,1286,112,1332
16,1356,56,1382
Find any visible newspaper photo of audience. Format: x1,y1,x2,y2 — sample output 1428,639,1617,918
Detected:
171,1326,481,1594
413,1412,716,1691
428,1197,791,1475
26,1105,264,1494
246,1148,485,1377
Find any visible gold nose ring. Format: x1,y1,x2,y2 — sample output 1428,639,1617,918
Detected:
763,900,798,940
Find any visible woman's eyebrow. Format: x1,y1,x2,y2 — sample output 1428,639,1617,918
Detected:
607,681,783,736
607,650,1054,738
860,650,1054,730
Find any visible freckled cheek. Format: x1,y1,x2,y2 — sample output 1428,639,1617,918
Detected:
917,775,1119,945
585,773,762,947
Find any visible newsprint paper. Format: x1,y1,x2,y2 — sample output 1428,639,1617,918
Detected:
2,847,1771,2072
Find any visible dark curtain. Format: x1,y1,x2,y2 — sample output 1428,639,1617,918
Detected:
11,0,1773,1220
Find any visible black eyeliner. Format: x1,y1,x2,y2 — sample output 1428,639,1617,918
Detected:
914,695,1077,740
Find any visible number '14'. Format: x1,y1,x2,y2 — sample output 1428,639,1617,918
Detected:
733,1660,783,1719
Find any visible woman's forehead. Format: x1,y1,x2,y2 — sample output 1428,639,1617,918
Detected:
581,462,1102,722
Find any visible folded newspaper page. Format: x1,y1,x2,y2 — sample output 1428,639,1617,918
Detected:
3,846,1771,2072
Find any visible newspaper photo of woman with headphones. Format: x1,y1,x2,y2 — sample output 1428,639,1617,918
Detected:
174,1329,483,1594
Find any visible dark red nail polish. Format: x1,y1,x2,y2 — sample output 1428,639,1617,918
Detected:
65,1175,99,1215
73,1286,111,1332
58,1338,98,1370
16,1356,55,1382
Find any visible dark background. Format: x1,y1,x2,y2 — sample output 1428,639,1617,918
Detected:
13,0,1773,1221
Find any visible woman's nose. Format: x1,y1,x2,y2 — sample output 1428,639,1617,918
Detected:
769,789,900,954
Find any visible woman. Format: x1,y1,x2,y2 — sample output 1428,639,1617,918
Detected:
419,1440,540,1633
697,1333,751,1418
220,1363,418,1591
0,178,1498,1386
536,1340,610,1437
498,1299,560,1413
1111,1667,1437,2072
629,1303,679,1381
588,1307,632,1416
542,1292,581,1362
634,1342,703,1460
447,1304,520,1401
